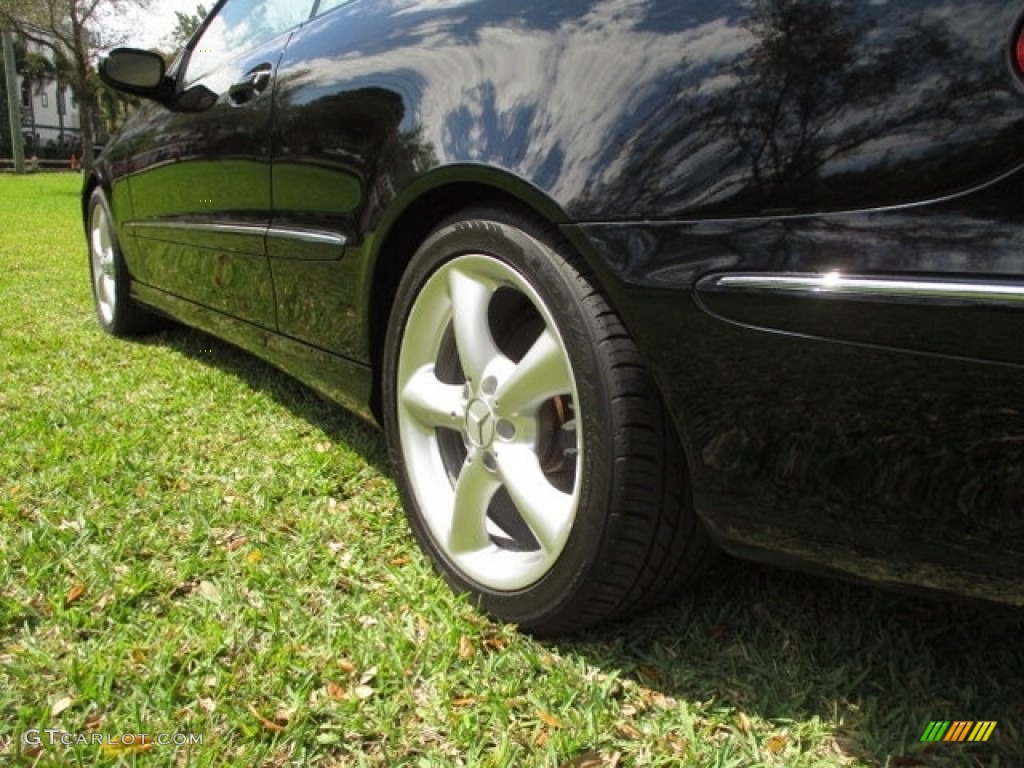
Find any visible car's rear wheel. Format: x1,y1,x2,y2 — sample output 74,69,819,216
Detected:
87,187,161,336
382,207,714,634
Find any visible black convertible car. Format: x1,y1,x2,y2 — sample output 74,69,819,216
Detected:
88,0,1024,633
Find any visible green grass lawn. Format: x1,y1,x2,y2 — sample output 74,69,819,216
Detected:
1,173,1022,767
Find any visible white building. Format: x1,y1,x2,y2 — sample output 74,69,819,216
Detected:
18,35,81,154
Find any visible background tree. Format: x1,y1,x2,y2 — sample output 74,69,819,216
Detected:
0,0,150,169
20,49,53,151
51,47,75,148
93,69,137,135
170,3,206,51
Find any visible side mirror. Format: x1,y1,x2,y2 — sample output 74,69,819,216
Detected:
99,48,168,97
99,47,218,113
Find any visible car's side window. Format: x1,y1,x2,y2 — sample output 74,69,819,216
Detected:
313,0,355,17
185,0,316,83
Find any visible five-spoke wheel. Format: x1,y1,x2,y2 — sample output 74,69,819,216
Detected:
395,252,582,591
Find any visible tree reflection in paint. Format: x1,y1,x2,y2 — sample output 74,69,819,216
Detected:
584,0,1015,217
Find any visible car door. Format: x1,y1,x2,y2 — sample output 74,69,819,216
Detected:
123,0,315,327
261,1,376,360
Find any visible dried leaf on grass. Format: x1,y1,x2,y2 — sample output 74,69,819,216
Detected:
19,744,43,760
248,703,287,733
101,735,155,758
324,670,375,702
481,631,509,652
560,751,607,768
616,722,643,740
65,583,86,606
538,710,564,729
50,696,74,717
198,580,222,604
92,591,115,612
666,733,688,754
326,682,346,701
737,712,752,733
169,580,199,599
352,685,375,701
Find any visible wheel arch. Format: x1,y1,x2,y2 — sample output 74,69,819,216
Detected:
366,166,589,422
81,172,102,233
81,166,116,235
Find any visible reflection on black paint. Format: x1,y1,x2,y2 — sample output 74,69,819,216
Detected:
577,0,1020,217
612,283,1024,602
268,77,439,356
272,77,440,235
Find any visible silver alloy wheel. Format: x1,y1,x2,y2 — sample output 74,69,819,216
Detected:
396,253,582,591
89,200,117,326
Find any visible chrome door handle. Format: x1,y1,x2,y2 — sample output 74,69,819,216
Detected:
228,64,273,105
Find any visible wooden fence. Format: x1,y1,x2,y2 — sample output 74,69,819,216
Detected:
0,158,81,171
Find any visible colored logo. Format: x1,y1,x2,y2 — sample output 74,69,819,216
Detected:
920,721,997,743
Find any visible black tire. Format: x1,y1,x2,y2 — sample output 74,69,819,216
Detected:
382,207,715,634
86,187,162,337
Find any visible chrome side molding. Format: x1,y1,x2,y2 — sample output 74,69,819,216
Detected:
703,272,1024,304
128,220,347,247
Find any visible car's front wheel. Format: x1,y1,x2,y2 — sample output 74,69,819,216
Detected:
382,208,713,634
87,187,161,336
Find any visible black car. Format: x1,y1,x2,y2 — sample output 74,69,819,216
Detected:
88,0,1024,633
